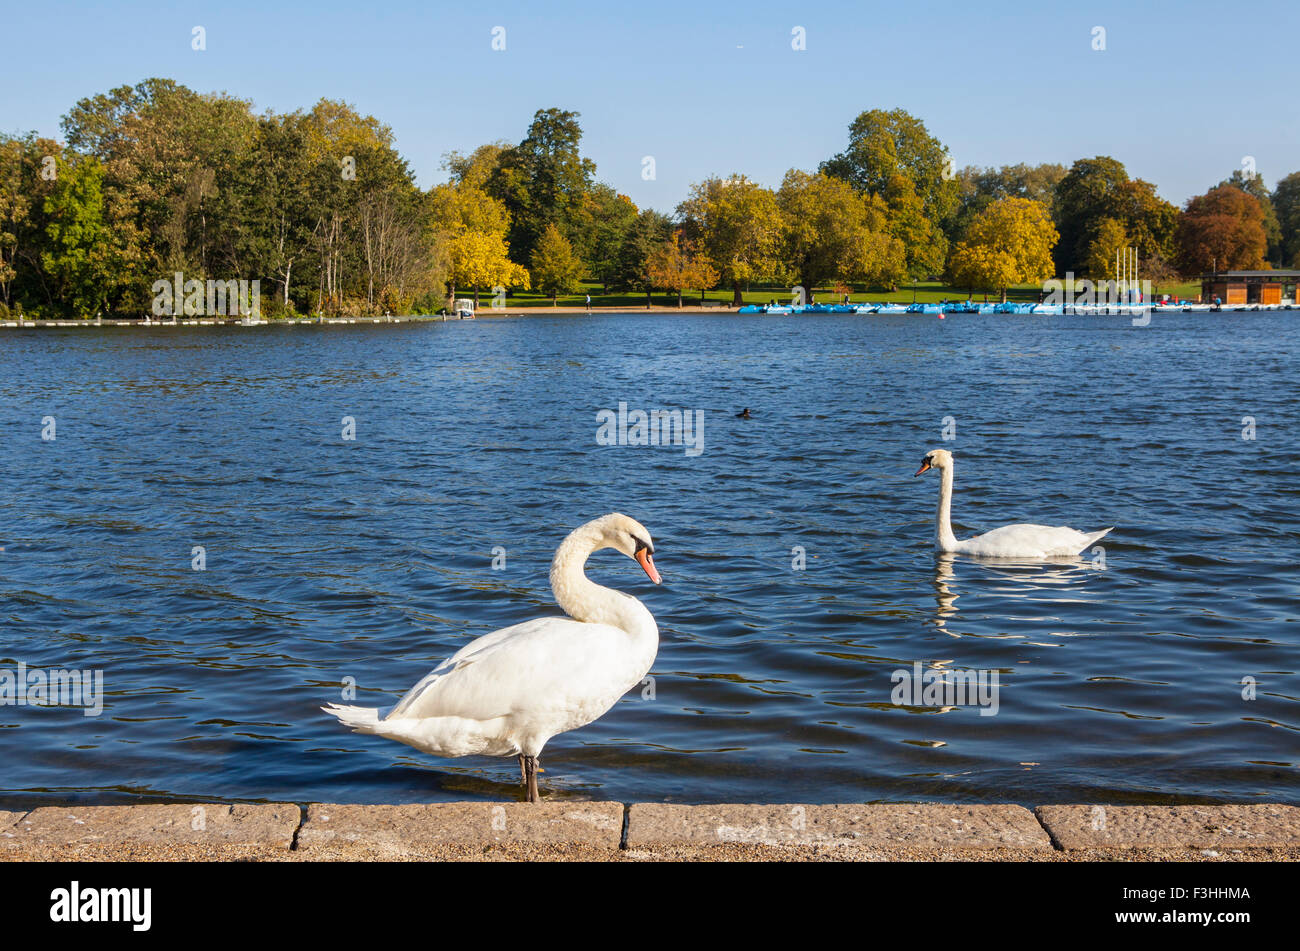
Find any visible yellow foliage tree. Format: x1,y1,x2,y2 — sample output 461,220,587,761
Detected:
947,197,1058,301
446,230,529,305
429,182,528,306
531,223,584,304
778,169,905,292
1085,217,1130,280
678,175,784,305
646,232,718,307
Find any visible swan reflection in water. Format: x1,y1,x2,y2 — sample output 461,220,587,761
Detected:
929,551,1106,638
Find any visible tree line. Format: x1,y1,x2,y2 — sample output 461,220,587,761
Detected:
3,79,1298,317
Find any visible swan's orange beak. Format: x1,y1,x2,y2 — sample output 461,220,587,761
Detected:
635,548,662,584
915,461,932,476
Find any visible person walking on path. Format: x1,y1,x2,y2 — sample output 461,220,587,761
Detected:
585,294,591,313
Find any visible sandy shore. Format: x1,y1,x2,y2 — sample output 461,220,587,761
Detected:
2,801,1296,862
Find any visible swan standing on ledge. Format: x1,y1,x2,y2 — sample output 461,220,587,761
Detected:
323,513,662,802
915,449,1112,558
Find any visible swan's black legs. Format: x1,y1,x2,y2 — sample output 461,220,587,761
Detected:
523,755,540,803
515,753,541,801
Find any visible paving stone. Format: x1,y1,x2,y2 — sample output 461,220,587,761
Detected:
1036,804,1300,850
627,803,1052,850
296,802,624,857
0,803,297,857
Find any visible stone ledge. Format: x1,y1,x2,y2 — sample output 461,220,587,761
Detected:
295,802,624,858
1,802,1296,861
1035,804,1300,850
0,803,297,859
0,811,27,838
626,803,1052,851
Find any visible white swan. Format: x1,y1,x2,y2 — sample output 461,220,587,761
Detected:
915,449,1112,558
323,513,662,802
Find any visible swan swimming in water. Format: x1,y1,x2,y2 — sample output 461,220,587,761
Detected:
323,513,662,802
915,449,1112,558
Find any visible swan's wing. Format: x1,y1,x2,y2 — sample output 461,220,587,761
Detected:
385,617,635,722
962,523,1107,558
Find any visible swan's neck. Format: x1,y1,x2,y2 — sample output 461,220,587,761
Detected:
935,464,960,551
549,526,657,640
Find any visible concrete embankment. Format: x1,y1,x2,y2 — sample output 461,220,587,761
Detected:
2,802,1297,861
0,307,737,328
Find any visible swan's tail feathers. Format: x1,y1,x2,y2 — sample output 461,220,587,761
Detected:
322,702,382,734
1081,527,1114,550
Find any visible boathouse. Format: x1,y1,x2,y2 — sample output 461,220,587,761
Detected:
1200,270,1300,305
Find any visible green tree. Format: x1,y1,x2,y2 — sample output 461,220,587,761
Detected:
487,109,596,265
0,133,62,309
239,112,315,308
822,108,958,278
1053,157,1177,276
1274,171,1300,266
616,209,673,305
951,163,1066,243
821,108,958,224
41,155,134,317
574,184,638,290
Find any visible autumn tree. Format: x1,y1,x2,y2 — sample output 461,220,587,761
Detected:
1053,157,1178,276
1175,184,1267,276
821,108,958,280
427,177,528,305
0,133,64,310
646,231,718,306
530,222,583,304
443,142,509,190
777,169,904,291
444,230,529,306
821,108,958,225
1222,170,1284,266
946,197,1058,301
678,175,784,304
1084,218,1130,280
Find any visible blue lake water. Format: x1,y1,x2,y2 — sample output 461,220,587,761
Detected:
0,312,1296,809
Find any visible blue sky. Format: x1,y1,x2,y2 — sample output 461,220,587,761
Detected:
4,0,1297,213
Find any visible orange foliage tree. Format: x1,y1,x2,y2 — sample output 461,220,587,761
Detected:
1175,185,1267,276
